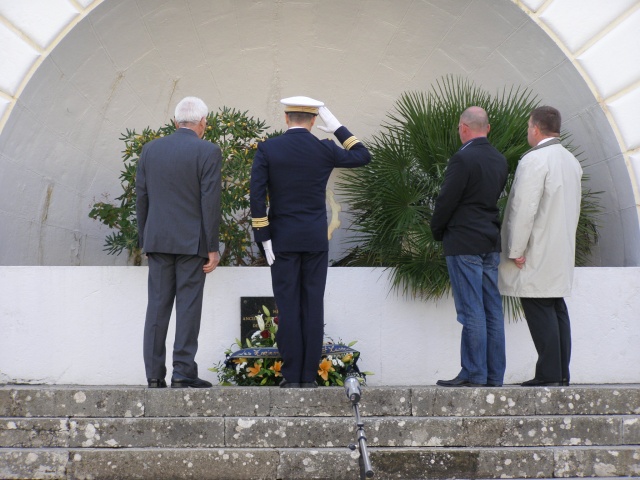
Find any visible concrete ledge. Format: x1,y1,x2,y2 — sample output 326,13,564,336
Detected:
4,446,636,479
0,449,68,480
413,385,640,416
1,267,639,386
3,387,145,418
145,387,272,417
2,386,639,478
2,385,640,418
2,415,637,449
554,446,640,477
65,448,280,480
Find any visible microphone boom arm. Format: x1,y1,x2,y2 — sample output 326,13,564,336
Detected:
344,375,374,478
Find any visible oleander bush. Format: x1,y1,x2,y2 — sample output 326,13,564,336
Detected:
89,107,281,266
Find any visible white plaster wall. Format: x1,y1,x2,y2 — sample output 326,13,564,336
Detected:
1,266,638,386
0,0,640,267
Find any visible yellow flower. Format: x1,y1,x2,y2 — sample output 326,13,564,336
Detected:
342,353,353,364
247,362,262,377
318,358,334,381
269,361,283,377
232,357,247,365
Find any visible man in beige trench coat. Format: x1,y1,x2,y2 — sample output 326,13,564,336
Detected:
498,106,582,387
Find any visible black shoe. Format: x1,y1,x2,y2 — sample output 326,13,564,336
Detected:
562,378,570,386
147,378,167,388
170,376,212,388
279,379,300,388
521,378,562,387
300,381,318,388
436,377,484,387
486,383,503,387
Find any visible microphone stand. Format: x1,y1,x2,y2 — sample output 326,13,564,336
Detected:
344,375,374,479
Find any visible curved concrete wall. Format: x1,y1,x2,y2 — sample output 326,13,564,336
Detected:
1,0,639,266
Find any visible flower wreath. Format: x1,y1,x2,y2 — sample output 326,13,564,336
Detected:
210,305,370,386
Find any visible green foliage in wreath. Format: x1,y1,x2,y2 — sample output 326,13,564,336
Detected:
89,107,281,266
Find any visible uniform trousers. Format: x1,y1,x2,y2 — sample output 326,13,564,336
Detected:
143,252,206,380
520,297,571,383
271,251,328,383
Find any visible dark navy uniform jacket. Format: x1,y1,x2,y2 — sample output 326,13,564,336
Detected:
430,137,507,256
250,126,371,252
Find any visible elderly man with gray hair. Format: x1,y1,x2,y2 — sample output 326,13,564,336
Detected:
136,96,222,389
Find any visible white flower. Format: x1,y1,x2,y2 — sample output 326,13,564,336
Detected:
256,314,265,332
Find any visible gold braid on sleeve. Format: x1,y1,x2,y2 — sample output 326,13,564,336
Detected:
252,217,269,228
342,136,360,150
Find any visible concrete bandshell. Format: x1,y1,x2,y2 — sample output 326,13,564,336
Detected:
0,0,639,266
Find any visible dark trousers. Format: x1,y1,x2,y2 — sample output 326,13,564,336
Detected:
143,253,206,380
271,251,328,383
521,297,571,383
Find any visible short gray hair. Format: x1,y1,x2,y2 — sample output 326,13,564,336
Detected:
175,96,208,124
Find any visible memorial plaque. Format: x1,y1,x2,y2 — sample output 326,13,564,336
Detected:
240,297,279,344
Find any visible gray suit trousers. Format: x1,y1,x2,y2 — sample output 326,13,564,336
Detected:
143,253,206,379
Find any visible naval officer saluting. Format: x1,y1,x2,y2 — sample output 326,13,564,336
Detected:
250,96,371,388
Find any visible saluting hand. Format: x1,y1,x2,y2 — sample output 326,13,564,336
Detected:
317,106,342,134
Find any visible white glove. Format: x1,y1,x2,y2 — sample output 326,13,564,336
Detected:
317,106,342,134
262,240,275,266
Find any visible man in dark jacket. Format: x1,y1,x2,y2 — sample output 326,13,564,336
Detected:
136,96,222,389
250,96,371,388
430,106,508,387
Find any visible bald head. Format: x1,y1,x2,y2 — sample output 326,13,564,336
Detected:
458,106,490,143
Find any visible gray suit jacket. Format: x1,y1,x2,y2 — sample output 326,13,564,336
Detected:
136,128,222,258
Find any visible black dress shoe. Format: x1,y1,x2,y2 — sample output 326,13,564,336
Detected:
562,378,570,386
436,377,484,387
300,381,318,389
147,378,167,388
170,376,212,388
521,378,562,387
279,379,300,388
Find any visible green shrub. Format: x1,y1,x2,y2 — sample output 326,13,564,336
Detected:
336,76,600,304
89,107,281,266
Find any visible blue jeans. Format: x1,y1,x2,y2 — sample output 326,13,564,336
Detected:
446,253,506,385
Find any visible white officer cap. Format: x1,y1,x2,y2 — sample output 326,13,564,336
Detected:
280,96,324,115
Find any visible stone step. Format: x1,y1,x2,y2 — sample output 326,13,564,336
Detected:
2,385,639,479
2,446,640,479
2,385,640,418
2,415,639,449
